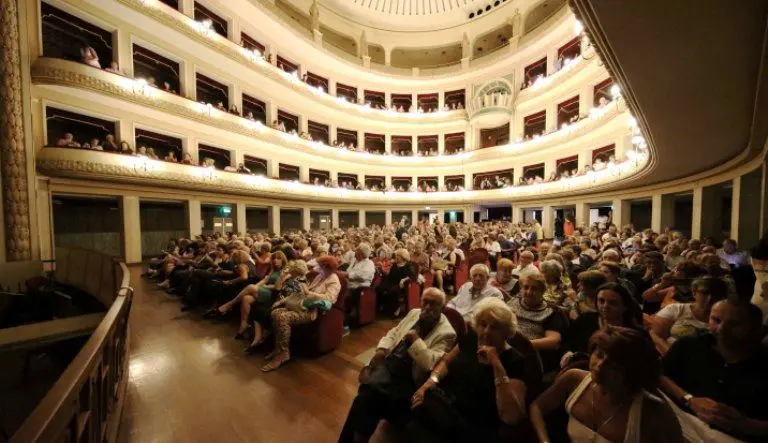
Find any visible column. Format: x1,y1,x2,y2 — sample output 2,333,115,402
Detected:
35,178,53,261
438,134,445,154
615,133,632,162
359,209,366,228
385,209,393,226
116,29,133,77
546,47,557,75
234,149,244,167
731,176,741,242
302,207,311,231
266,101,278,126
331,208,340,228
182,62,196,100
438,91,445,110
120,196,142,264
542,205,553,239
464,172,473,190
691,187,703,239
385,91,392,108
299,115,308,134
268,205,280,234
299,166,310,183
385,175,392,188
578,149,591,173
329,124,338,143
438,175,445,190
358,130,365,149
384,48,392,66
411,209,418,224
411,93,418,112
385,133,392,153
575,202,589,228
412,135,418,155
267,158,279,178
234,202,247,234
544,158,556,180
180,0,195,18
651,194,662,233
579,83,594,116
229,17,241,43
512,205,523,225
328,79,336,96
184,200,201,239
545,103,557,133
612,199,630,228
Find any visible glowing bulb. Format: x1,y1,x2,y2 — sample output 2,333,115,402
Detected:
610,84,621,98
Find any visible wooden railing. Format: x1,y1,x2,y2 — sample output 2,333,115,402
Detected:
10,248,133,443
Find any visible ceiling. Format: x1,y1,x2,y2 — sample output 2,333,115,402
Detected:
571,0,768,187
314,0,513,31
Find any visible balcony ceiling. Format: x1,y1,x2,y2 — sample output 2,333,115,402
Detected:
312,0,509,31
572,0,768,186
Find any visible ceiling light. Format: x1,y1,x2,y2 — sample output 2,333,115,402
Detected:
574,20,584,34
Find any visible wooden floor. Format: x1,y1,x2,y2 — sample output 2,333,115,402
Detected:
117,267,396,443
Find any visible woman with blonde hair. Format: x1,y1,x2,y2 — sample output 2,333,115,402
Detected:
377,248,417,316
408,298,529,441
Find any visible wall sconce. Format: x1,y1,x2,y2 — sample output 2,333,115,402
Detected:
610,84,621,99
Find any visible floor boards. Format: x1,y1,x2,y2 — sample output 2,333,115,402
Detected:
116,267,396,443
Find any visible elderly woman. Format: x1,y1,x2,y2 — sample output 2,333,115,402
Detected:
408,298,528,442
507,273,567,373
531,327,682,443
650,276,727,353
376,248,417,316
261,255,341,371
490,258,519,301
205,251,287,334
432,238,460,292
540,260,573,309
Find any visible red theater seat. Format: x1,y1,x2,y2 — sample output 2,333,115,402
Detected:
292,272,347,355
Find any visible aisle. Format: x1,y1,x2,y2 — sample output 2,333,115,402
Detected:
117,267,394,443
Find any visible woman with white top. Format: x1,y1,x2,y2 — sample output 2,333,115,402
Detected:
650,277,727,354
530,326,682,443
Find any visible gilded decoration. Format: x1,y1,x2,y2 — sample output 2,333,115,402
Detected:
0,0,31,261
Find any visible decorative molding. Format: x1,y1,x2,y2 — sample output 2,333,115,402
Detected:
36,148,649,205
0,0,31,261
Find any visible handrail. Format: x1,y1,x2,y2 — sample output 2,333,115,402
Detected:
10,254,132,443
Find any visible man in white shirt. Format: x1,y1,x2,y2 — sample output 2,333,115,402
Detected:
717,239,749,268
339,288,456,442
513,250,539,280
447,263,503,321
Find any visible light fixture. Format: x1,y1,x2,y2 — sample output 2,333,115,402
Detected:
425,206,431,210
574,20,584,34
610,84,621,98
627,116,638,128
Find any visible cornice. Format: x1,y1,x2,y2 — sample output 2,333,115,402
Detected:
36,148,650,205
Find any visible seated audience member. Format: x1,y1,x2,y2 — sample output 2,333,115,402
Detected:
650,276,727,354
205,251,286,336
513,250,539,279
407,298,529,442
661,300,768,442
339,288,456,442
146,147,159,160
181,152,193,165
236,163,250,174
376,248,417,316
164,151,178,163
507,273,567,372
490,258,518,301
345,243,376,319
665,243,685,269
56,133,78,147
718,238,749,269
104,61,120,74
568,270,608,320
261,255,341,372
562,282,643,366
80,46,100,68
87,137,103,151
118,141,134,155
531,327,682,443
103,134,119,152
540,260,573,308
447,264,503,321
598,261,639,302
642,261,705,312
432,238,461,292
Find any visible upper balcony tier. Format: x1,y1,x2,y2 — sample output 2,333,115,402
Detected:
32,57,629,169
106,0,580,86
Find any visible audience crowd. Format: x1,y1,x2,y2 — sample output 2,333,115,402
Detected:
143,215,768,442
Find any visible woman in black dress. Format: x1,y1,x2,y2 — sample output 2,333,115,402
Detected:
407,298,529,442
376,248,416,316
